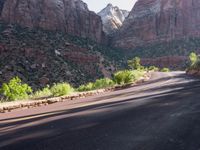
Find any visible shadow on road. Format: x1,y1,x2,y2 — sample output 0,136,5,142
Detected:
1,73,200,150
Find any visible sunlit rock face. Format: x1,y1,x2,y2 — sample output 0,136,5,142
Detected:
0,0,104,42
98,3,129,34
113,0,200,49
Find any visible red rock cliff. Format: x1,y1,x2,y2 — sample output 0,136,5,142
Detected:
0,0,104,42
114,0,200,49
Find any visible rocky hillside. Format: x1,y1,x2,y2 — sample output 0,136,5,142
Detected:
0,0,128,89
0,21,125,89
113,0,200,49
0,0,104,43
98,4,129,34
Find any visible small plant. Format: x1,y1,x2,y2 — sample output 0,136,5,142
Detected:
31,86,52,99
114,70,133,85
93,78,115,89
189,59,200,70
148,66,159,71
0,77,32,101
50,83,74,97
160,68,170,72
114,70,144,85
77,82,94,92
189,52,198,66
188,52,200,70
128,57,142,70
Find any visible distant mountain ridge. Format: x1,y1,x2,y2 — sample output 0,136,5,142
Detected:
98,3,129,34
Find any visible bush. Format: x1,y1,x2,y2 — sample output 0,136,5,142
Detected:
50,83,74,96
77,78,114,92
188,52,200,70
31,86,52,99
190,59,200,70
189,52,198,66
114,70,144,85
0,77,32,101
128,57,142,70
77,82,94,92
93,78,115,89
160,68,170,72
148,66,159,71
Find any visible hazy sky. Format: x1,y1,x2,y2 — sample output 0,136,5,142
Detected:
82,0,137,13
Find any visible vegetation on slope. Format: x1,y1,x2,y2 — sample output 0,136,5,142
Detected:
0,21,126,89
0,57,147,102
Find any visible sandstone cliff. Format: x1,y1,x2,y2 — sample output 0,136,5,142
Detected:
98,4,129,34
0,0,104,42
141,56,188,69
114,0,200,49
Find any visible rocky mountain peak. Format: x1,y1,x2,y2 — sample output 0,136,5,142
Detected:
98,3,129,34
107,3,113,8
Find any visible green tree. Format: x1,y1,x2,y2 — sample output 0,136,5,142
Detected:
128,57,141,70
0,77,32,101
189,52,198,66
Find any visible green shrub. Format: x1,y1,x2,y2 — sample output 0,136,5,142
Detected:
128,57,142,70
114,70,133,85
160,68,170,72
114,70,144,85
188,52,200,70
77,82,94,92
50,83,74,96
31,86,52,99
77,78,114,92
190,59,200,70
148,66,159,71
93,78,115,89
189,52,198,66
0,77,32,101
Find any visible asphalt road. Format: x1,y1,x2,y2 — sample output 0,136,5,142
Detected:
1,72,200,150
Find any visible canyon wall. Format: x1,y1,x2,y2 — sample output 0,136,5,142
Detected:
0,0,104,42
114,0,200,49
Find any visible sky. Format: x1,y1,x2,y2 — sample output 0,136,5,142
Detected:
82,0,137,13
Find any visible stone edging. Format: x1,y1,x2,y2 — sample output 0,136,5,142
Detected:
0,73,151,113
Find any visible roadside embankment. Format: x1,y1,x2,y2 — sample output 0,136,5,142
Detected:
0,73,151,113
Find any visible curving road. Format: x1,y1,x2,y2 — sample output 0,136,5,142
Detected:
1,72,200,150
